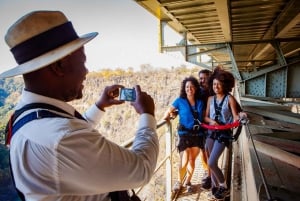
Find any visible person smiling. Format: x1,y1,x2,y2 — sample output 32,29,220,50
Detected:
163,76,205,193
204,66,245,199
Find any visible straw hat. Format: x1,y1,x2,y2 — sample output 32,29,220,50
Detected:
0,10,98,78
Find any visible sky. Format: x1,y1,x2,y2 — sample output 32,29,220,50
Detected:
0,0,196,73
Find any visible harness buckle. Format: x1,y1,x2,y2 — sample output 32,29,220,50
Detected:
193,124,200,131
36,110,43,119
240,117,249,125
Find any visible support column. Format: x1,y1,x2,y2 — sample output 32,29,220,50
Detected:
165,122,172,201
271,41,288,97
226,43,242,80
159,20,167,53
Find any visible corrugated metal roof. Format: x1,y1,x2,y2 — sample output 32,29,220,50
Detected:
135,0,300,77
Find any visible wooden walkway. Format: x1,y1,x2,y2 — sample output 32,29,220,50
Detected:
173,149,229,201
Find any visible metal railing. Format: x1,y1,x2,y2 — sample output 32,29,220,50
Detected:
122,119,176,201
121,117,241,201
121,117,238,201
121,116,274,201
120,90,283,201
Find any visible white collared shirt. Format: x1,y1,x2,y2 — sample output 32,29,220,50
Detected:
10,89,159,201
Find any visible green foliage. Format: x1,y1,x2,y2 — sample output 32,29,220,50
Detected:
0,77,23,95
0,88,8,106
0,144,21,201
0,124,6,145
0,77,24,144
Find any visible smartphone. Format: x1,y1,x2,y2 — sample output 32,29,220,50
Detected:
119,88,136,101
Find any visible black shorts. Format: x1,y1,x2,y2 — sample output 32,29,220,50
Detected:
177,134,205,152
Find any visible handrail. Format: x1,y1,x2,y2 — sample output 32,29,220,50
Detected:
121,116,252,201
121,119,173,148
245,123,275,201
119,90,278,200
121,117,247,201
121,119,175,201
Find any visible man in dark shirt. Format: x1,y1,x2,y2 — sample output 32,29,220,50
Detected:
198,69,212,189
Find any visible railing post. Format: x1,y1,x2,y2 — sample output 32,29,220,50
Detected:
165,121,172,201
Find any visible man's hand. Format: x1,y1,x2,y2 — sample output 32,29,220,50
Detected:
131,85,155,116
95,85,125,111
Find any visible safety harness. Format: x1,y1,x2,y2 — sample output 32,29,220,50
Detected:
200,95,248,142
177,100,203,135
201,118,247,141
5,103,84,146
5,103,85,201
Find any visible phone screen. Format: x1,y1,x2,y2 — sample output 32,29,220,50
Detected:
119,88,136,101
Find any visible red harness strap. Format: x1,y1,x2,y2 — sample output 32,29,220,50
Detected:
200,120,240,130
5,114,15,146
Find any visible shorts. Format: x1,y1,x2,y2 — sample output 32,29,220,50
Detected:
177,134,205,152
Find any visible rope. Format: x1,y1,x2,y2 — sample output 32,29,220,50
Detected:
201,120,240,130
200,118,248,142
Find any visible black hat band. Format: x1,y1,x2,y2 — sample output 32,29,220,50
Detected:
11,21,79,64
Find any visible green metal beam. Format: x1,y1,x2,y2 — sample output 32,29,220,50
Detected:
226,43,242,80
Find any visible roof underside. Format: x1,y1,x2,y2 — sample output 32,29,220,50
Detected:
135,0,300,75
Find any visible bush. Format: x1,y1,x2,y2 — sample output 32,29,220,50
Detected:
0,144,21,201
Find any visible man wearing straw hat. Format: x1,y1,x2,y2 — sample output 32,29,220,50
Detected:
1,10,158,201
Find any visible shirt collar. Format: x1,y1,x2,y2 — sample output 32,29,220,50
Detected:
16,88,76,116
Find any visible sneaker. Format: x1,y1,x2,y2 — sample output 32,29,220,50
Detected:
207,192,215,201
207,186,219,200
211,186,218,195
214,186,229,199
184,181,193,193
173,181,182,192
201,176,212,189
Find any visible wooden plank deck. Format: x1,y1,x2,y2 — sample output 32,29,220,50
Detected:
173,156,210,201
173,148,230,201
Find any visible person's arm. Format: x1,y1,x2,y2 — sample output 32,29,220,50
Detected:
57,117,158,194
233,97,247,119
228,95,240,121
162,106,177,121
95,84,125,111
83,84,125,127
58,85,159,193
